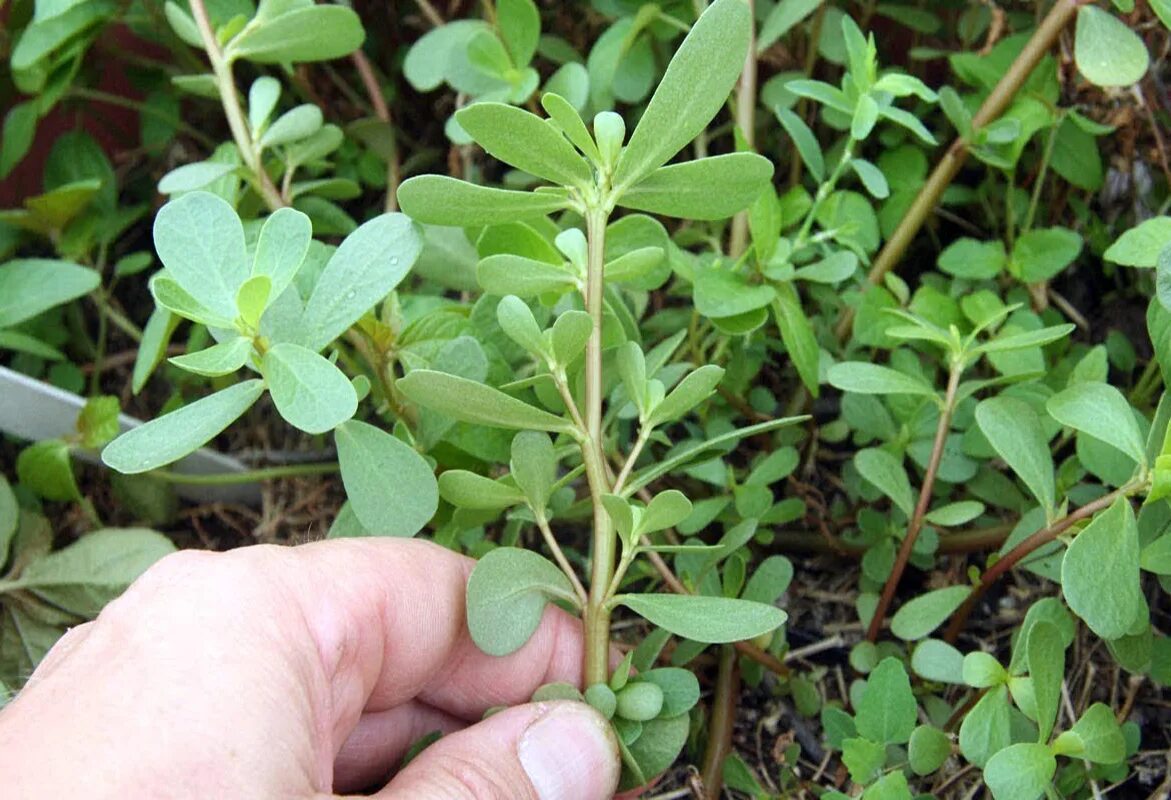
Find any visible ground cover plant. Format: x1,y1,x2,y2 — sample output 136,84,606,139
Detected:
3,0,1171,796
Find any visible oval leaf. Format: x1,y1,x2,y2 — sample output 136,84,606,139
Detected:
613,593,786,643
335,420,438,537
398,370,574,433
466,547,578,656
398,175,569,226
262,343,357,434
101,380,264,474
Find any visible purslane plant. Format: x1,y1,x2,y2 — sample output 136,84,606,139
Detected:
395,0,797,783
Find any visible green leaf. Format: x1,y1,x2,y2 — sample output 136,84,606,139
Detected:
891,586,972,641
303,212,422,351
496,295,549,358
466,547,578,656
16,440,78,502
511,431,556,512
774,106,824,181
153,192,248,320
478,254,579,297
617,714,690,792
637,668,700,717
827,362,935,397
0,476,17,568
456,103,591,187
226,5,364,63
335,420,438,537
0,259,100,328
842,737,886,784
1074,5,1148,87
855,657,916,745
908,725,951,776
151,275,231,327
855,448,914,517
438,470,525,510
958,685,1011,767
773,284,822,396
236,275,271,329
1062,496,1142,640
612,0,752,189
0,102,39,180
169,336,253,377
541,92,601,163
925,500,985,527
9,528,175,617
1009,227,1082,283
613,593,786,644
963,651,1007,688
1070,703,1126,763
248,75,281,133
647,365,725,427
497,0,539,65
641,490,692,535
1026,621,1063,743
259,104,323,149
1047,382,1146,466
398,175,569,226
908,637,964,684
983,743,1056,800
252,206,312,300
977,324,1075,355
101,380,264,474
132,308,179,394
398,370,575,433
616,153,774,220
1105,217,1171,267
551,310,592,365
262,343,358,434
624,417,807,496
157,161,238,194
938,238,1006,280
975,397,1055,517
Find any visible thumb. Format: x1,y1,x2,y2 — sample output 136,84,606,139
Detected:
375,701,620,800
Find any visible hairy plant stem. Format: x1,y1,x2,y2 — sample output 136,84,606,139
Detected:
942,480,1145,643
835,0,1092,340
867,362,962,641
583,205,617,686
700,645,739,800
189,0,285,211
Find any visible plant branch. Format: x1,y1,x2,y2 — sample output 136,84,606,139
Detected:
535,513,588,604
188,0,285,211
350,50,401,212
700,644,739,800
835,0,1091,340
942,482,1141,643
152,462,339,485
583,207,617,686
867,363,962,641
727,0,756,259
613,427,651,495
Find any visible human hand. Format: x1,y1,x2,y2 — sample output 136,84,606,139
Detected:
0,538,622,799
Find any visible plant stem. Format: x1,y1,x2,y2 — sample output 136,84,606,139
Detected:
536,513,588,604
583,206,617,686
867,362,962,641
613,426,650,495
350,50,401,213
942,481,1142,642
700,644,739,800
68,88,217,149
727,0,756,259
835,0,1092,340
152,462,339,484
188,0,285,211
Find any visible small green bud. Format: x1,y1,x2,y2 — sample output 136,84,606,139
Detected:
615,681,664,722
593,112,625,173
584,683,617,719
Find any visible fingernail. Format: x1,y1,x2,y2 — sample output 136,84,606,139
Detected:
519,702,619,800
